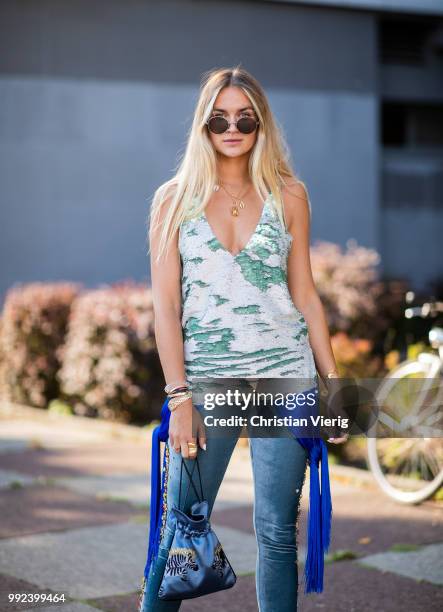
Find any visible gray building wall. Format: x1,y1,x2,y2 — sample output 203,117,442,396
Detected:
264,0,443,15
0,0,427,305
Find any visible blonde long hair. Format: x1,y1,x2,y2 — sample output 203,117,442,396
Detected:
148,65,309,262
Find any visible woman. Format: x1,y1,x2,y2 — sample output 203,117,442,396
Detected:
140,66,348,612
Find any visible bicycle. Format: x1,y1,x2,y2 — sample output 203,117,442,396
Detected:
366,299,443,504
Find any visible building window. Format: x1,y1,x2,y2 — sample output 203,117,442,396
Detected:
382,103,443,148
381,104,443,209
378,18,440,65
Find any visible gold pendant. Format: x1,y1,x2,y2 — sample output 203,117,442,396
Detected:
231,206,239,216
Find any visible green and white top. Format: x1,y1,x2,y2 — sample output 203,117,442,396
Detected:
179,192,317,381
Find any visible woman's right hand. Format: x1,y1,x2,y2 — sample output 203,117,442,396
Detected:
168,398,207,459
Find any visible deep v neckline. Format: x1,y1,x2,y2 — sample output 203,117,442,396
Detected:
202,192,270,258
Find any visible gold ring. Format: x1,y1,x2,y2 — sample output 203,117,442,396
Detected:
187,442,197,448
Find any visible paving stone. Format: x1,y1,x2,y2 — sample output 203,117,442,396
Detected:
0,522,149,599
91,575,257,612
88,557,443,612
55,470,255,509
319,485,443,556
182,575,258,611
211,491,443,573
0,420,112,450
0,444,148,478
86,591,141,612
0,518,260,600
0,521,258,599
358,541,443,586
0,439,29,453
212,504,255,533
0,484,138,539
0,469,36,489
0,572,76,611
299,557,443,612
54,473,150,507
0,445,255,509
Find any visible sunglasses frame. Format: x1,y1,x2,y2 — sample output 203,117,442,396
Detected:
206,115,260,135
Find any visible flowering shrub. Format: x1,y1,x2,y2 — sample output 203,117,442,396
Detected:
57,282,163,423
0,283,80,407
311,239,383,336
330,332,385,378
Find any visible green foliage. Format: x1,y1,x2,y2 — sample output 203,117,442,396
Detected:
389,543,421,552
407,342,429,361
48,399,74,416
325,549,358,563
8,480,23,489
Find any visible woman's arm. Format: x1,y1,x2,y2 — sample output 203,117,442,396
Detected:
282,180,347,444
149,195,206,457
282,180,336,379
149,196,187,388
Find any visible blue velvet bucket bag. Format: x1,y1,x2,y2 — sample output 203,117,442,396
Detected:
158,455,237,600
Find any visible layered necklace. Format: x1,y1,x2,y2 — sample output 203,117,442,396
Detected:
214,181,251,217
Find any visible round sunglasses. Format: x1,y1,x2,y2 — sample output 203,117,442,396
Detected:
206,115,259,135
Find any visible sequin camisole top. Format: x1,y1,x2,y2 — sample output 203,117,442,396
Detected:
178,191,317,382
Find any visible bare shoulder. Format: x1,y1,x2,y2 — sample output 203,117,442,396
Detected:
150,181,178,227
280,177,311,230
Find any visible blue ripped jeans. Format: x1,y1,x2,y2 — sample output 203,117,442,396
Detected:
139,379,309,612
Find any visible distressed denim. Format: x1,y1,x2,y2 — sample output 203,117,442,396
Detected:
139,379,309,612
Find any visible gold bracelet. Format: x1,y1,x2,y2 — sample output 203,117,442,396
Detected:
164,380,190,394
168,389,191,399
168,392,192,412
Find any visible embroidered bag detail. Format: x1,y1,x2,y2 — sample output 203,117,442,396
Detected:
158,456,237,600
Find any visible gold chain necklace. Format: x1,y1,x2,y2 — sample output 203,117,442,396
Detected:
217,181,251,217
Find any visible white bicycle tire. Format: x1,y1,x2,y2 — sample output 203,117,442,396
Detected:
367,356,443,504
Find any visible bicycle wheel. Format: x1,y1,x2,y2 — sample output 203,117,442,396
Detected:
367,355,443,504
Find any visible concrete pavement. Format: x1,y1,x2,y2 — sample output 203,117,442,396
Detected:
0,402,442,611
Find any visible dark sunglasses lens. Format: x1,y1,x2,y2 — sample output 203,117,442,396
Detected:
237,117,258,134
208,116,229,134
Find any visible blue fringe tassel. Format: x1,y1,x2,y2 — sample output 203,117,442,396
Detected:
143,397,171,579
275,383,333,594
296,436,332,593
143,386,333,595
